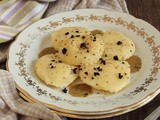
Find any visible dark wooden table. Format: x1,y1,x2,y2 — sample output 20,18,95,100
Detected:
0,0,160,120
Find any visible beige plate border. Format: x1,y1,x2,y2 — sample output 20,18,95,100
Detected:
19,90,159,119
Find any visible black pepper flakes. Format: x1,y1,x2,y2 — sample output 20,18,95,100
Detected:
73,68,77,74
113,55,119,60
101,60,106,65
84,93,88,97
80,43,87,49
62,88,68,93
94,72,100,76
97,67,102,71
99,58,106,65
118,73,123,79
65,32,69,35
117,41,123,45
62,48,67,54
58,60,62,63
82,36,85,39
75,35,80,37
84,72,88,75
70,35,74,38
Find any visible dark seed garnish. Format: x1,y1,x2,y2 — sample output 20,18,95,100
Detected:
51,60,55,62
84,72,88,75
86,50,89,53
82,36,85,39
91,77,94,79
113,55,119,60
122,62,125,64
50,63,52,65
58,60,62,63
93,39,96,42
73,68,77,74
79,68,82,70
75,35,80,37
80,42,87,49
101,60,106,65
118,73,123,79
104,54,107,57
117,41,123,45
94,72,100,76
65,32,69,35
84,93,88,97
99,58,106,65
97,67,102,71
75,30,79,33
62,88,68,93
62,48,67,54
70,35,74,38
51,66,54,68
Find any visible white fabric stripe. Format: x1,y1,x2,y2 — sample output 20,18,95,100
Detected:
0,34,13,40
0,26,20,32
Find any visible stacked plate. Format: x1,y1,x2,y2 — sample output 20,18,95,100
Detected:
7,9,160,119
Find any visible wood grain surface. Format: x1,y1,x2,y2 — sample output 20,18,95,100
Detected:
0,0,159,120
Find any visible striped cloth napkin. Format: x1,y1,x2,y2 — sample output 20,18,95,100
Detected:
0,0,128,119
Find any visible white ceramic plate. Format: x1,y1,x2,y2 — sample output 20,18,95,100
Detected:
7,9,160,116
